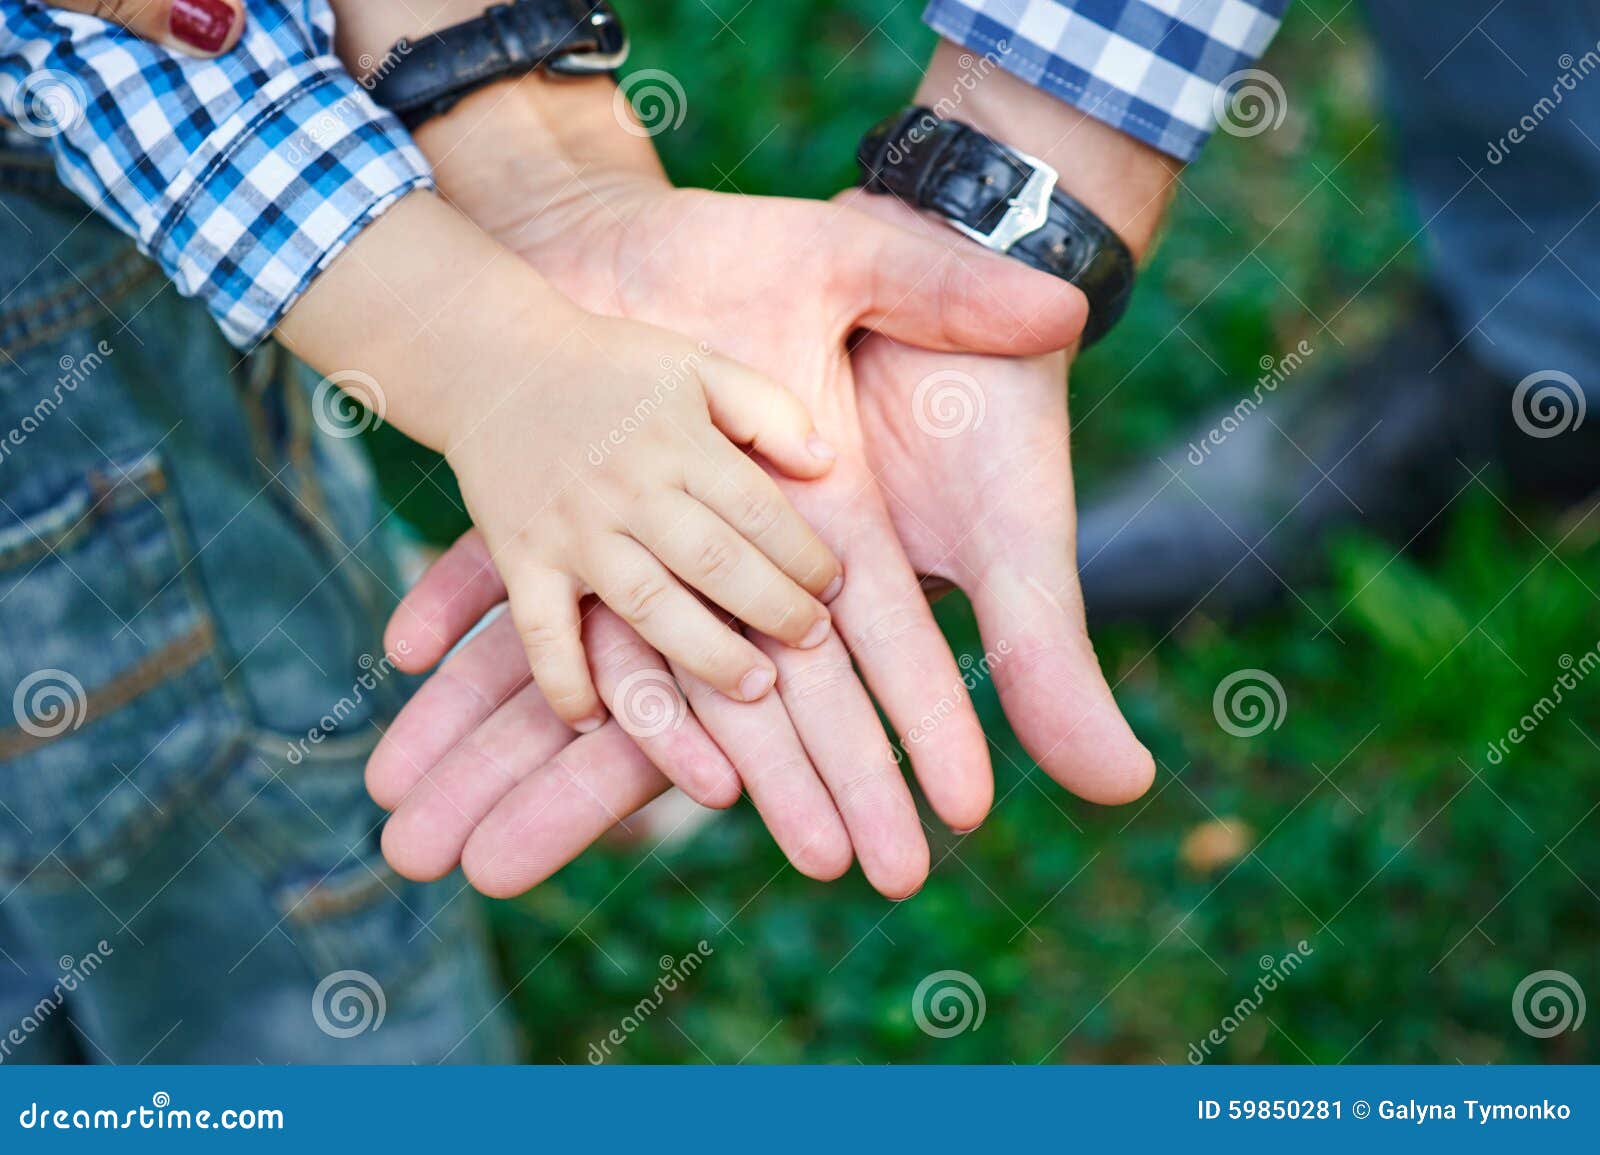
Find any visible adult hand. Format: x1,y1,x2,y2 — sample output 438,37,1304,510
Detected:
368,71,1150,899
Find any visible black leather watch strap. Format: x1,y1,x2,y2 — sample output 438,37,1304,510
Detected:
858,106,1135,346
369,0,628,130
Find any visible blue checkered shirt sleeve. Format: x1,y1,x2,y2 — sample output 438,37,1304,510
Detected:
923,0,1289,162
0,1,433,348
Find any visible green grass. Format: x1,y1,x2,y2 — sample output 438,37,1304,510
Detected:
376,1,1600,1063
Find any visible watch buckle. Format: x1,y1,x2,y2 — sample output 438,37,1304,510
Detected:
548,6,631,75
949,149,1058,254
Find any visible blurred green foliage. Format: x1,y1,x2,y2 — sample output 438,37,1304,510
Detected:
377,1,1600,1063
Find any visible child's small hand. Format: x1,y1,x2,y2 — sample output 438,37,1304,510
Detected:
446,313,842,730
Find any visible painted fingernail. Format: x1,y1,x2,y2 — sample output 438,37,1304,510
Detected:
573,714,604,734
806,434,837,461
821,574,844,603
738,667,775,701
171,0,236,53
799,617,831,649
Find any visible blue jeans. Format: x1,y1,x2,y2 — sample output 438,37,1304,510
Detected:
0,149,515,1063
1366,0,1600,390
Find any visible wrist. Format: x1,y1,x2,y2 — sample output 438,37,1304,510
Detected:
915,41,1177,260
276,190,581,453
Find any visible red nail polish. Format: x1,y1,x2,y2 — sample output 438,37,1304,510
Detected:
170,0,235,53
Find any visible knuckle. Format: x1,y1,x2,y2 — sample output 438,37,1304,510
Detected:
619,576,671,622
518,619,568,654
695,539,740,582
735,491,781,538
857,604,924,652
782,656,855,703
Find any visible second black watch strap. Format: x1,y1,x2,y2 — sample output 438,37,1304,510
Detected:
369,0,628,130
857,106,1135,346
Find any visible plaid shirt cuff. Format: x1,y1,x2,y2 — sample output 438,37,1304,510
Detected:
922,0,1288,162
148,59,432,348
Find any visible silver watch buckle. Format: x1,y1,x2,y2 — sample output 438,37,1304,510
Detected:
547,8,630,75
947,148,1058,253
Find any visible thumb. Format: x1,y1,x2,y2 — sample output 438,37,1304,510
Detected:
698,355,838,480
46,0,244,56
833,190,1089,355
970,557,1156,807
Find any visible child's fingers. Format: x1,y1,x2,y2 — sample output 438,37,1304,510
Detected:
633,492,832,650
684,448,843,602
698,355,837,480
45,0,245,57
505,567,604,731
584,534,777,702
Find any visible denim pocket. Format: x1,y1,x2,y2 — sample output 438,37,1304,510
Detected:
0,449,243,882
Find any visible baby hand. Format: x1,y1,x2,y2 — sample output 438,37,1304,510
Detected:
448,314,842,731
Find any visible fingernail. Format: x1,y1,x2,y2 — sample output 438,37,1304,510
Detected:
806,434,837,461
573,714,604,734
952,825,981,836
799,617,831,649
171,0,236,53
738,667,775,701
821,574,844,603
